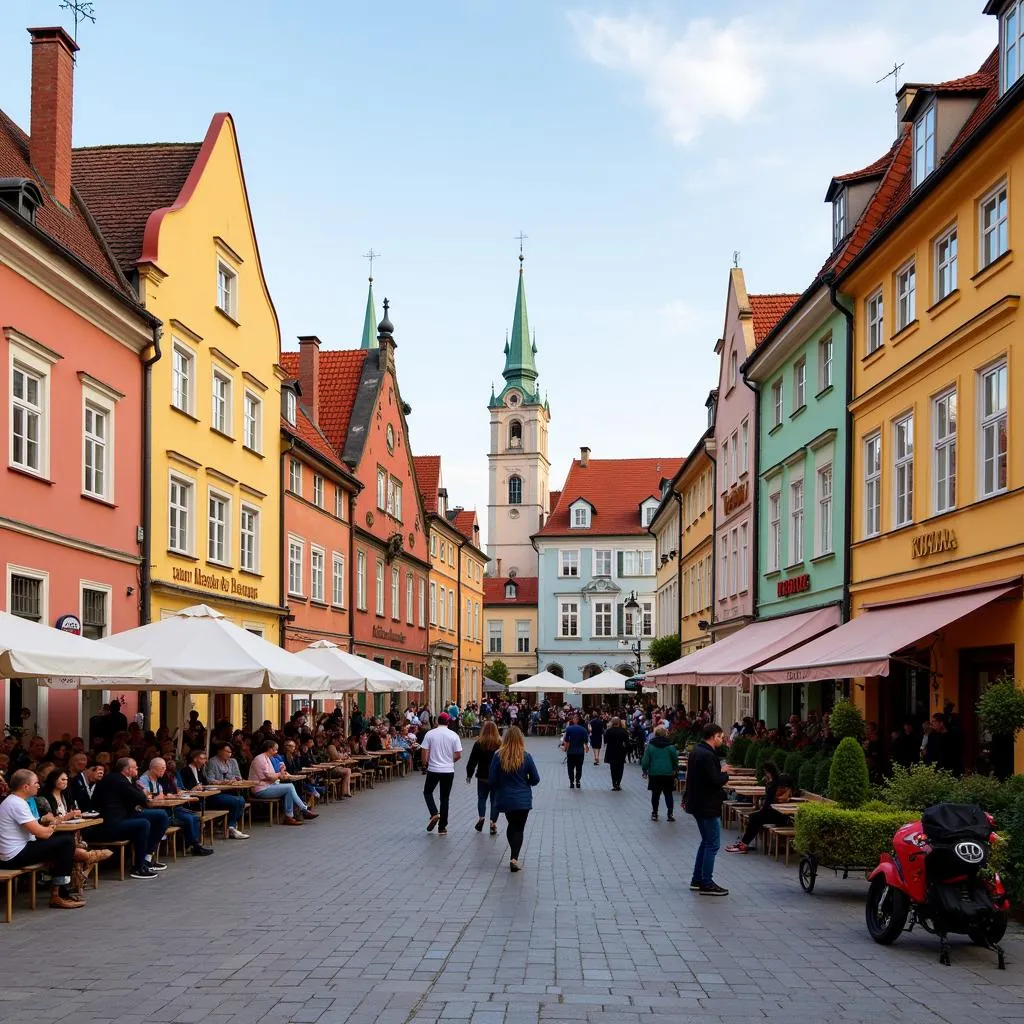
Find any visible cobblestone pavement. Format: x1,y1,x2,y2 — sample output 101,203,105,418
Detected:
2,737,1022,1024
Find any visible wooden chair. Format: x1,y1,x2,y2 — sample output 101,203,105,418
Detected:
161,825,181,863
200,810,229,844
770,826,797,864
0,866,41,923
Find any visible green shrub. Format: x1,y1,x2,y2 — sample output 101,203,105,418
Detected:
977,679,1024,738
879,762,958,810
794,802,918,865
828,737,871,809
813,758,833,797
998,795,1024,905
783,752,804,779
743,741,761,769
755,746,780,783
952,774,1007,815
860,799,893,813
798,759,820,793
829,700,865,741
728,736,751,767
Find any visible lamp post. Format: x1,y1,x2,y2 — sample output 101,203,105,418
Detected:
622,591,644,675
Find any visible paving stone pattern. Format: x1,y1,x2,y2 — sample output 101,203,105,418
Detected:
2,738,1022,1024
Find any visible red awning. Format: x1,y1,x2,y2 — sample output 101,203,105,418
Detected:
644,605,840,687
749,585,1017,685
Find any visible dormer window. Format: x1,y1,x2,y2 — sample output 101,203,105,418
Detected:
913,102,936,187
569,500,592,529
0,178,44,224
504,582,517,600
832,190,847,247
1002,1,1024,94
283,388,296,426
641,499,659,527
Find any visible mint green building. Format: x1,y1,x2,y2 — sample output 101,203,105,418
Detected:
744,284,848,727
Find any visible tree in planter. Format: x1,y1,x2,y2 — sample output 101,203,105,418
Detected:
829,699,865,741
484,660,510,689
977,678,1024,779
828,736,870,808
647,634,681,668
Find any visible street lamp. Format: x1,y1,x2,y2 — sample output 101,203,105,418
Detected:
622,591,644,674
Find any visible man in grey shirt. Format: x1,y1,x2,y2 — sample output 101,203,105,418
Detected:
206,742,244,783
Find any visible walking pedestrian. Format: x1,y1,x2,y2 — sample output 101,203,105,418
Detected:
603,717,629,790
589,712,605,766
421,712,463,836
465,721,502,835
488,725,540,872
682,723,730,896
641,725,679,821
562,714,589,789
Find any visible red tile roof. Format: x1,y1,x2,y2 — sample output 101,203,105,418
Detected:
750,294,800,345
548,490,561,512
72,142,202,271
0,110,132,295
280,350,370,453
830,148,893,187
283,403,347,475
537,458,679,538
448,508,479,544
412,455,442,514
484,576,538,606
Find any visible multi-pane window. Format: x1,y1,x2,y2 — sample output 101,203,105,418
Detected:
208,491,229,563
171,343,193,413
488,621,503,654
313,474,324,508
288,539,303,596
240,504,259,572
913,102,936,187
719,536,729,600
168,476,192,554
832,191,846,247
391,568,400,620
641,600,654,637
212,371,231,434
311,548,325,602
789,478,804,564
508,475,522,504
516,620,530,653
864,433,881,537
815,333,832,393
593,601,613,637
10,574,42,621
620,550,653,576
771,380,783,427
356,551,366,610
375,560,385,615
83,402,109,498
935,227,958,301
289,458,301,494
730,528,738,595
407,573,414,625
283,389,296,426
740,418,749,470
894,414,915,527
216,261,238,318
739,523,749,591
559,600,579,637
729,431,738,484
1002,2,1024,94
695,561,704,611
794,358,807,409
980,183,1009,269
896,261,916,331
866,289,884,354
559,550,579,577
11,363,44,472
933,390,957,513
332,554,345,606
594,549,612,576
817,465,833,556
81,588,107,639
418,579,425,626
721,438,730,489
334,487,345,519
243,392,261,451
572,505,589,528
430,581,437,625
980,361,1008,497
386,477,403,520
447,591,454,630
377,468,387,509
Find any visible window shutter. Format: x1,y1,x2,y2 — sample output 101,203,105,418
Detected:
616,603,624,636
616,550,623,576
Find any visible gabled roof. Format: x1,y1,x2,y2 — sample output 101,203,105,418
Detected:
280,350,370,454
412,455,442,514
824,146,894,201
447,508,479,544
484,576,538,606
749,294,800,344
282,402,350,478
537,458,681,538
72,142,202,271
0,109,133,296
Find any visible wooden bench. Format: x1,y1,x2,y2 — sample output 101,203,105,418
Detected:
89,839,131,881
200,810,230,844
249,797,280,826
160,825,182,862
0,863,45,923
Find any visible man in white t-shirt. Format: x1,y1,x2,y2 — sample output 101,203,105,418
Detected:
420,713,463,835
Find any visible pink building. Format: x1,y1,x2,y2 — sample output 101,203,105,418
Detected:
0,28,156,740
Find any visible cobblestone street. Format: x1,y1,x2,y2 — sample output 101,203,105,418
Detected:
2,738,1022,1024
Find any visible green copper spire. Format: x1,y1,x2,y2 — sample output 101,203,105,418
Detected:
360,277,378,350
491,254,540,406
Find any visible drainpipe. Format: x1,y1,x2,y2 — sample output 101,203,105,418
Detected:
140,323,162,625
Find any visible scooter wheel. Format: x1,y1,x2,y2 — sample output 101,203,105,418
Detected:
865,875,909,944
798,855,817,893
968,910,1008,946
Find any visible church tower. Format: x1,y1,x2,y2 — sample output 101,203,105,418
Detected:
486,253,550,578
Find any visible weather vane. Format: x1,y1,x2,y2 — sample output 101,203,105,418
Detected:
516,231,528,261
59,0,96,41
363,247,380,281
733,250,740,268
876,61,905,95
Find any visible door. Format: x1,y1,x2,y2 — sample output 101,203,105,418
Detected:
959,645,1015,777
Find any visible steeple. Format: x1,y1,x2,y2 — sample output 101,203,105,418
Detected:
360,277,378,349
491,253,540,406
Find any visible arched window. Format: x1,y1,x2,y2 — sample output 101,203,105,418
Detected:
509,419,522,448
508,475,523,505
582,663,602,679
546,663,564,678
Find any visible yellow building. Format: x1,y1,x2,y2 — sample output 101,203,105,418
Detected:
75,114,285,730
451,508,487,706
649,474,680,707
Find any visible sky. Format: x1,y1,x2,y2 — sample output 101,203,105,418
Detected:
0,1,998,551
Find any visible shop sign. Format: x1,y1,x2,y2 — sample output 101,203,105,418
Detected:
171,565,260,601
372,625,407,644
777,573,811,598
723,481,749,515
911,528,957,559
55,614,82,635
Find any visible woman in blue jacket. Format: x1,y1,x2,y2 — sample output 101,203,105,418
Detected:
488,726,540,872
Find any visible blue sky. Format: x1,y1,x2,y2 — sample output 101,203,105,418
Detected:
0,1,998,549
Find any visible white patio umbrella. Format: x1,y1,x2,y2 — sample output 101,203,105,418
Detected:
508,670,570,693
566,669,636,695
296,641,422,694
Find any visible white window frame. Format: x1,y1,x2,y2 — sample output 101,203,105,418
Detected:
912,101,936,188
864,433,881,538
1001,1,1024,94
896,260,916,332
508,475,522,505
816,464,833,557
933,389,957,514
407,573,414,625
789,477,804,565
488,620,503,654
730,431,738,484
288,536,304,597
516,619,530,653
334,486,345,519
216,260,238,319
207,487,231,566
593,548,612,577
718,535,728,600
418,578,425,626
559,549,579,577
739,523,749,592
375,560,385,616
593,600,613,638
979,359,1008,498
794,357,807,410
979,181,1009,270
211,369,232,436
377,468,387,510
243,390,262,452
313,474,324,509
866,289,884,354
79,581,111,641
289,458,302,495
571,503,590,528
283,388,296,426
168,472,195,555
82,386,116,502
9,334,58,478
767,489,781,571
893,413,915,528
720,438,730,490
934,225,958,303
771,380,783,427
740,418,749,472
447,591,454,629
429,581,437,625
818,333,833,392
240,503,260,573
558,599,579,638
832,190,846,247
730,528,738,595
332,552,345,607
7,565,48,625
171,340,195,415
356,551,366,610
391,567,400,620
311,546,326,603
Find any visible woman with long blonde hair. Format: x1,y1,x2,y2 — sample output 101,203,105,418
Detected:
487,725,540,872
465,720,502,834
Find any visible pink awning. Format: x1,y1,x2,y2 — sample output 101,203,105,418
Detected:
749,585,1018,685
644,605,840,687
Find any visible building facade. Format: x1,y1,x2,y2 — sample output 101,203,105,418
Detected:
449,507,487,706
483,576,538,683
648,472,681,708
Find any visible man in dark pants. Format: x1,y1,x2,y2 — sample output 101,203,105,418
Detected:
682,723,730,896
420,713,463,836
92,757,169,879
562,714,590,788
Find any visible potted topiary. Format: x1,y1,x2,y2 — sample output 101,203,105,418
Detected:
827,737,870,808
977,678,1024,779
829,699,865,741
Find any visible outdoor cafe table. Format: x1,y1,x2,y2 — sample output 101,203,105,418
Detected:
53,818,103,832
770,802,806,817
212,780,258,790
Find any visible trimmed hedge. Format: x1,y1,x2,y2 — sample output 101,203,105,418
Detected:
728,736,752,767
784,751,804,779
744,742,761,769
798,759,820,794
879,762,958,810
829,699,866,741
828,737,870,808
794,802,918,866
813,758,833,797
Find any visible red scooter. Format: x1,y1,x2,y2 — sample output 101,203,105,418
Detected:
866,803,1009,968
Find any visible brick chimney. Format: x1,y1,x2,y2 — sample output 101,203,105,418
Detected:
580,446,591,467
29,27,79,209
297,335,321,425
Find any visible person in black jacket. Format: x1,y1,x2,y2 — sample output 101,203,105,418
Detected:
69,763,105,814
90,757,169,880
682,723,730,896
465,721,502,834
588,713,606,766
602,718,629,791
